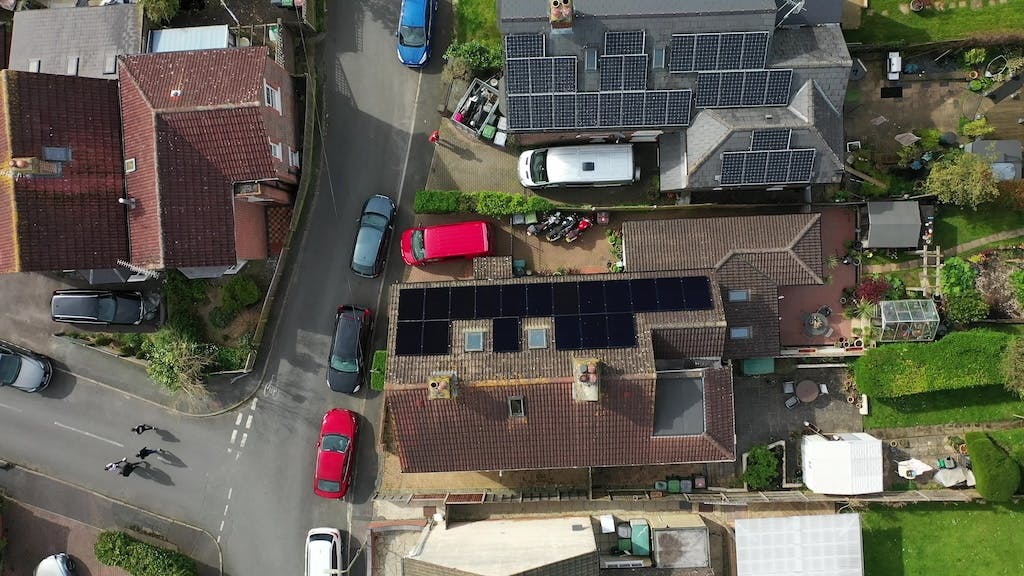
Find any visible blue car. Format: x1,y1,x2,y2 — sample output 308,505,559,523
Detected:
397,0,436,67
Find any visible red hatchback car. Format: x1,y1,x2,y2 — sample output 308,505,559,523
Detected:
313,408,358,499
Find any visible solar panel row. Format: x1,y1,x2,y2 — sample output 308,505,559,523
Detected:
507,57,578,95
605,30,646,56
506,90,692,130
695,69,792,108
720,149,816,186
505,34,545,59
669,31,769,73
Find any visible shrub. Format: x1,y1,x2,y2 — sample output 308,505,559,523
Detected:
940,257,978,295
963,47,988,67
853,329,1011,397
1003,337,1024,399
884,274,907,300
916,128,943,152
209,306,235,329
965,432,1020,501
93,335,113,347
1011,269,1024,308
475,191,553,217
138,0,179,23
414,190,470,213
115,333,148,358
94,531,198,576
444,40,504,73
371,350,387,391
222,275,261,312
742,445,780,490
943,291,989,325
959,117,997,140
855,276,890,304
145,330,213,400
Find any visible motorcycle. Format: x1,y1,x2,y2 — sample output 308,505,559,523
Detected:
527,212,561,237
564,216,593,243
546,214,580,242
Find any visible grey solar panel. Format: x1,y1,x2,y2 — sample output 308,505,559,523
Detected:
644,91,668,125
666,90,691,126
622,54,648,91
529,58,553,93
605,30,645,55
751,129,791,151
531,94,553,129
552,57,577,93
741,32,769,69
789,149,816,182
718,71,744,107
505,34,545,59
599,92,622,127
718,33,745,70
552,93,576,128
694,34,719,71
507,59,530,95
765,69,793,105
765,150,792,183
721,152,745,185
622,92,645,126
741,70,768,106
669,35,695,73
577,92,599,127
600,55,624,91
695,72,720,107
742,151,769,184
508,95,532,130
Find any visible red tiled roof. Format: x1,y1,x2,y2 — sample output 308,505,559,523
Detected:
388,366,735,473
118,48,276,269
0,71,127,273
233,198,267,260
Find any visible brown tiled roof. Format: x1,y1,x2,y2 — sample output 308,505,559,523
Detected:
233,198,267,260
118,48,277,269
385,271,725,386
715,258,780,359
623,214,823,285
0,71,127,273
473,256,514,280
388,366,735,473
652,326,725,359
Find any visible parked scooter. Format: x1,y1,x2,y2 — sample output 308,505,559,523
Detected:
565,216,593,243
527,212,562,237
546,214,580,242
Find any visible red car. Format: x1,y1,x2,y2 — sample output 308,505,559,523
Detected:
400,220,492,266
313,408,358,499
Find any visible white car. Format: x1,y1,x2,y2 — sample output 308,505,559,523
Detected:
305,527,344,576
34,553,76,576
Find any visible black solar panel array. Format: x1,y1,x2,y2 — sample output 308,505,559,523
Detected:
394,277,715,355
505,34,545,59
506,90,692,130
669,31,770,73
695,69,792,108
507,57,578,95
719,149,816,186
605,30,646,55
751,129,792,151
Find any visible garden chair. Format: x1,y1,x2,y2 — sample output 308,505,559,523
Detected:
783,380,795,395
785,396,800,409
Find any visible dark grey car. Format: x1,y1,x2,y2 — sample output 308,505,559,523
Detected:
50,289,155,325
327,305,371,394
350,194,396,278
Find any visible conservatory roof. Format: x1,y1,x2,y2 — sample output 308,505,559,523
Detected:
879,299,938,323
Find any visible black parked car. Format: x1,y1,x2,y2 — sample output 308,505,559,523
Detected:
350,194,396,278
50,289,156,325
327,305,371,394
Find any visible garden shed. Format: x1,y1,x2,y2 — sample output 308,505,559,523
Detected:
863,201,921,248
964,139,1022,181
878,299,939,342
801,433,883,495
736,514,864,576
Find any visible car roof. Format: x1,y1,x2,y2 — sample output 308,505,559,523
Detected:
363,195,394,217
332,309,364,355
400,0,427,26
422,221,489,259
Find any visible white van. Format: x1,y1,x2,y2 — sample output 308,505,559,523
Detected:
518,144,640,188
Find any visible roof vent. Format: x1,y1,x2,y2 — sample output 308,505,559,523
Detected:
582,161,595,171
571,358,601,402
427,372,458,400
549,0,574,31
170,89,182,98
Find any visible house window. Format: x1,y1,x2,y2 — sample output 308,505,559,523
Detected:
43,147,72,162
585,49,598,71
124,158,137,173
527,327,548,349
269,140,283,160
464,331,485,352
508,396,526,418
288,147,301,168
653,47,666,69
28,59,40,73
729,327,752,339
728,289,750,302
264,82,281,112
67,57,79,76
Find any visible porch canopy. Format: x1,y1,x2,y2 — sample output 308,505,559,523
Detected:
864,201,921,248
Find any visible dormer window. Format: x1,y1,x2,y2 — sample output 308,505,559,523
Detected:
508,396,526,418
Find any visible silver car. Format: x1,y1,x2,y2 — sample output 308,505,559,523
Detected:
0,340,53,393
34,553,76,576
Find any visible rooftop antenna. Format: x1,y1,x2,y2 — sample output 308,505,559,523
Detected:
776,0,806,28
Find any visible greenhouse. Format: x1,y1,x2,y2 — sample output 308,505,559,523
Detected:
878,299,939,342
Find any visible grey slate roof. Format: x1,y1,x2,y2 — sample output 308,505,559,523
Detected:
964,139,1023,180
775,0,844,27
865,201,922,249
9,4,144,79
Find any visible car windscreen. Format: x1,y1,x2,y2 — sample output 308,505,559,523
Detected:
411,230,426,261
321,433,351,453
330,316,360,372
0,354,21,385
96,294,117,322
399,25,426,48
530,150,548,184
362,213,389,231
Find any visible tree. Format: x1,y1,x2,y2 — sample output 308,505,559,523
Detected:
855,276,890,304
1003,337,1024,399
742,445,780,490
139,0,180,23
923,150,999,209
943,291,989,325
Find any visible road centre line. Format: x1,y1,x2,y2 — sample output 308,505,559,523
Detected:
0,401,23,413
53,421,124,447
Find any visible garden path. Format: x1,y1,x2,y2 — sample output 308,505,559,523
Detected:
864,226,1024,273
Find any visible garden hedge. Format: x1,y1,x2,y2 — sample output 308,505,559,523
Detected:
94,531,197,576
371,350,387,391
853,329,1011,397
965,432,1021,501
414,190,555,217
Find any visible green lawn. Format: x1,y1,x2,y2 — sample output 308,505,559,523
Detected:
933,206,1024,250
861,503,1024,576
865,385,1024,429
845,0,1024,45
456,0,501,43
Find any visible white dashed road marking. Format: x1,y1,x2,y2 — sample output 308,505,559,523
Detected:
53,422,124,447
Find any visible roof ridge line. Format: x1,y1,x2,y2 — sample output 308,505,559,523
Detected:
787,215,824,284
152,100,262,114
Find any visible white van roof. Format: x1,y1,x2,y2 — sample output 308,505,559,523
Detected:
544,144,633,184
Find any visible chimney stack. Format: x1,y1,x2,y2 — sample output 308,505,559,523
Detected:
427,372,458,400
571,358,601,402
549,0,574,31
